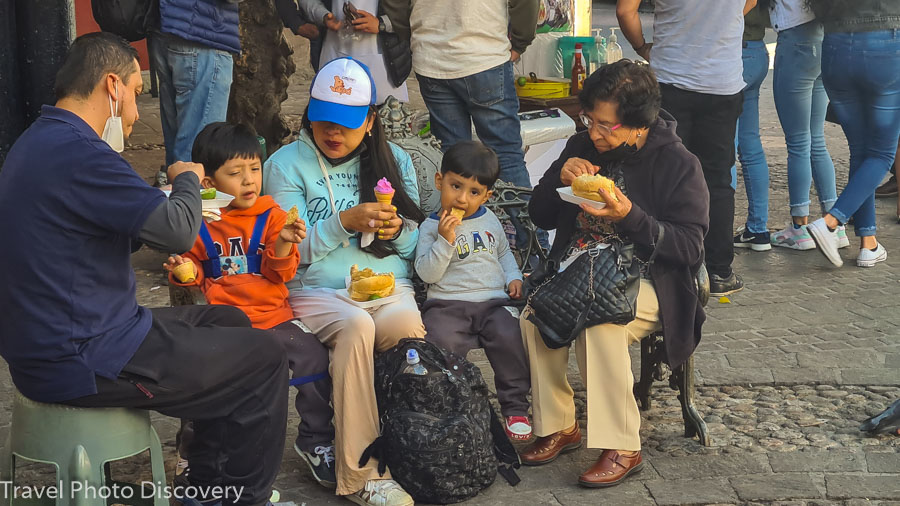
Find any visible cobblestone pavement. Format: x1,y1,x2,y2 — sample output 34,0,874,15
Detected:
3,5,900,504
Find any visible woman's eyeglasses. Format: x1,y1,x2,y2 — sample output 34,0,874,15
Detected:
579,112,621,136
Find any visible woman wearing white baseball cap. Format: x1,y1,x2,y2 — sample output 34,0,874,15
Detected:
264,57,423,506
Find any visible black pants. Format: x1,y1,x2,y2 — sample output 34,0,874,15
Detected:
64,305,288,506
660,83,743,278
269,319,334,451
422,298,530,417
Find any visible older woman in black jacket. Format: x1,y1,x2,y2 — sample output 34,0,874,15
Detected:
519,61,709,488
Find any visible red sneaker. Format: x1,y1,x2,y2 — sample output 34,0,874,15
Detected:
505,416,533,441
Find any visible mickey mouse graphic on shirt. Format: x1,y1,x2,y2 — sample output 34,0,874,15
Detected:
454,230,496,260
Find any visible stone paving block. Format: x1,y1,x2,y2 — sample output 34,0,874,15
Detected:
649,453,770,480
826,474,900,500
550,482,654,505
696,367,775,386
645,478,738,505
772,368,842,386
886,354,900,368
796,350,882,369
725,351,798,369
731,473,823,501
767,450,866,473
841,369,900,386
867,452,900,473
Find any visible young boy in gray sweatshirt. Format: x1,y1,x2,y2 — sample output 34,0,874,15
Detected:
415,141,532,441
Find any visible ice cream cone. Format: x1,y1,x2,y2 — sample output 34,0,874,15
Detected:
375,191,395,206
172,260,196,283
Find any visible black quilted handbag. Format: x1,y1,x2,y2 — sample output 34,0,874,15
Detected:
525,239,641,349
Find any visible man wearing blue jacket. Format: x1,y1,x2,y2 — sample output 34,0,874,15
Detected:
149,0,240,167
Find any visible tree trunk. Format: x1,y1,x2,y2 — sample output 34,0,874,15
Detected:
228,0,296,157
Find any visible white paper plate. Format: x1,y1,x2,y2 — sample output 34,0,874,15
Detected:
557,187,607,210
163,189,235,210
336,288,404,309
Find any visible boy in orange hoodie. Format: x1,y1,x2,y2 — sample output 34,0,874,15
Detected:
165,122,337,489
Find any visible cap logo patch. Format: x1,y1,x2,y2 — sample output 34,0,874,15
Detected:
330,76,353,96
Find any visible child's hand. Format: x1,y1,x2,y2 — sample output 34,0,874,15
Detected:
280,218,307,244
438,209,461,244
508,279,523,299
164,255,198,283
163,254,188,272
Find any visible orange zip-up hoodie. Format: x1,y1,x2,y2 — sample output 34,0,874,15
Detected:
170,195,300,329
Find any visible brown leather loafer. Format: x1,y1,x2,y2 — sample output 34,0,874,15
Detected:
520,423,582,466
578,449,643,488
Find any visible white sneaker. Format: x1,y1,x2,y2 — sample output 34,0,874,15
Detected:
837,225,850,249
770,223,815,250
807,218,843,267
346,480,414,506
857,243,887,267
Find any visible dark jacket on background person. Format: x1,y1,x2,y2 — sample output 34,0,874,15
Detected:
529,111,710,368
159,0,241,54
809,0,900,33
276,0,411,85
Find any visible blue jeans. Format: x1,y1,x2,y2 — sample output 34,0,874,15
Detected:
823,29,900,237
737,40,771,233
415,61,530,189
149,31,234,166
773,21,837,219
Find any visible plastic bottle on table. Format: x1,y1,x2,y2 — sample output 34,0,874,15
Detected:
403,349,428,375
607,27,623,64
571,43,586,95
594,29,607,71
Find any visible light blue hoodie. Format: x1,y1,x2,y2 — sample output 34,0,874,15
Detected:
263,130,420,291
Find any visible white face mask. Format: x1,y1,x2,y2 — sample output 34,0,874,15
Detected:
101,80,125,153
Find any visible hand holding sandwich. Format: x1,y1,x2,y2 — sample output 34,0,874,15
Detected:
579,185,632,222
560,157,599,186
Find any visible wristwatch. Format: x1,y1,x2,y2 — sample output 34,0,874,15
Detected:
377,17,386,33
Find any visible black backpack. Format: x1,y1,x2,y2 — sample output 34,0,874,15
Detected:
360,339,521,504
91,0,158,42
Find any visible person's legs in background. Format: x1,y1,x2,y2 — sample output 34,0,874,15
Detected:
734,39,772,251
663,84,743,294
771,22,839,250
808,30,900,267
149,32,233,166
148,31,177,168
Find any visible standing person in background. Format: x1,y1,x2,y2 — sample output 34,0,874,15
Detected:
617,0,756,297
275,0,327,71
805,0,900,268
766,0,847,252
733,2,774,252
381,0,538,192
280,0,410,103
149,0,239,169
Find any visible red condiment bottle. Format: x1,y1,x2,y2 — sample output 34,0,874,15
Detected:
571,43,586,95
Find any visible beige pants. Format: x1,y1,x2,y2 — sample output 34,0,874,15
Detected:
290,282,426,495
521,278,661,451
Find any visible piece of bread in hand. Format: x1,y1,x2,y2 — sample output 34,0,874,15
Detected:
571,174,619,202
349,264,395,301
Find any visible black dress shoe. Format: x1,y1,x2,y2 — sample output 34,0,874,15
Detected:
710,271,744,297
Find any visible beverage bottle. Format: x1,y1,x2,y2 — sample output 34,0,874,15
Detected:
403,349,428,375
594,29,607,69
607,28,623,64
571,43,586,95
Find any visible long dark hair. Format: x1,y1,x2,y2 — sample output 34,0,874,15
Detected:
302,106,425,258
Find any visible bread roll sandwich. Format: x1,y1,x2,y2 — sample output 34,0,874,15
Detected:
349,264,395,301
571,174,619,203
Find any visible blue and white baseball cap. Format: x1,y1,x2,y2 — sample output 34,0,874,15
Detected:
308,57,376,129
